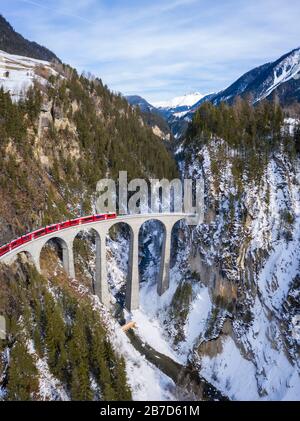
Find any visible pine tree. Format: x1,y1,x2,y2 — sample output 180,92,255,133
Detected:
111,355,132,401
44,292,68,381
6,339,39,401
68,307,92,400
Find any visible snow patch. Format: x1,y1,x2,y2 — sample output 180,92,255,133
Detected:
200,336,259,401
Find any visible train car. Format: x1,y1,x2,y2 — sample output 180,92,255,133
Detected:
80,215,94,224
0,244,10,257
69,218,82,227
32,228,47,239
59,221,71,230
93,214,106,221
106,212,117,220
46,224,59,234
10,238,24,250
21,233,33,244
92,213,117,221
0,214,118,259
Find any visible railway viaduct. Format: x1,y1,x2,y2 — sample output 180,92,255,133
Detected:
0,213,197,311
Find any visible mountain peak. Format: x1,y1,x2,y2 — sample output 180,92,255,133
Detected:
153,92,205,109
0,14,60,62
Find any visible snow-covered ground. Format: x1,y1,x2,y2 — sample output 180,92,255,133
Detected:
284,117,300,135
201,336,260,401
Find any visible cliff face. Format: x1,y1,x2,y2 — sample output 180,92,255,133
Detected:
179,138,300,400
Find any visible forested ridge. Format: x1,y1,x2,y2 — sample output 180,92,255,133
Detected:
184,98,300,186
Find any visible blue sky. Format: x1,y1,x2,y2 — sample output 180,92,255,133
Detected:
1,0,300,102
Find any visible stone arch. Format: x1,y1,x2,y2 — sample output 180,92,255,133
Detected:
138,219,167,291
73,228,101,293
106,221,135,310
140,216,186,297
169,218,188,268
40,236,71,276
108,221,134,241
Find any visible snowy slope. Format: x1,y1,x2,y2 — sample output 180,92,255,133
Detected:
198,47,300,106
0,50,56,100
258,48,300,101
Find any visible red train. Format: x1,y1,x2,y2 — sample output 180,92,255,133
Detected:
0,213,117,257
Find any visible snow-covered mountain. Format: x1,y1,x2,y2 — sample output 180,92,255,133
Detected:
153,92,204,110
167,47,300,139
198,47,300,106
131,47,300,140
127,48,300,140
0,49,57,100
127,92,205,121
